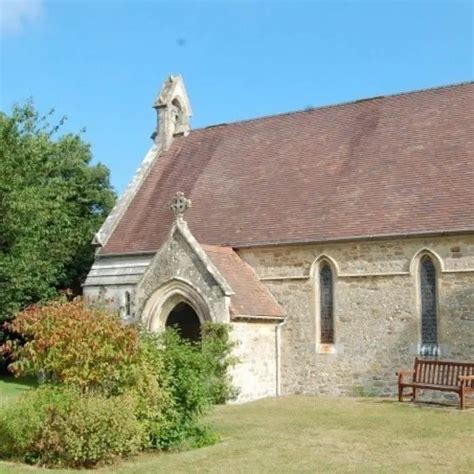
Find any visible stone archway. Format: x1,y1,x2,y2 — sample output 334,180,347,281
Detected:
165,301,201,342
140,278,212,334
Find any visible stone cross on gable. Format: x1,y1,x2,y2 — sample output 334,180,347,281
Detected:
168,192,192,220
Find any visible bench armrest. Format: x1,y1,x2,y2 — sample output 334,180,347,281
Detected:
396,369,414,383
459,375,474,386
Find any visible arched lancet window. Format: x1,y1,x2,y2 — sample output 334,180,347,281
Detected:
319,263,335,345
419,255,438,356
124,291,131,317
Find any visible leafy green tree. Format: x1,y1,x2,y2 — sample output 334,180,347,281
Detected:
0,101,115,366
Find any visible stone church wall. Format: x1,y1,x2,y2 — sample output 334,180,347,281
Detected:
239,234,474,397
230,321,277,402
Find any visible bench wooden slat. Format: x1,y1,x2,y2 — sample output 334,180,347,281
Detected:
448,364,454,386
460,366,466,382
452,365,458,385
425,362,431,384
432,363,438,385
404,382,460,391
437,364,443,385
426,362,432,384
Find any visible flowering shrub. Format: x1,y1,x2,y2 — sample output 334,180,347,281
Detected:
0,298,238,467
4,298,138,394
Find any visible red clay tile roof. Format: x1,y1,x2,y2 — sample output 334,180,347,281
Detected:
201,244,284,318
102,82,474,255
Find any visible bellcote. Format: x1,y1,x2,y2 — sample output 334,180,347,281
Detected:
152,75,192,150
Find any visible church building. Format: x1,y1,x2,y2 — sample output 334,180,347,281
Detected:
84,76,474,402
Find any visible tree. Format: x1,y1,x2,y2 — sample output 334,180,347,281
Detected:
0,101,115,368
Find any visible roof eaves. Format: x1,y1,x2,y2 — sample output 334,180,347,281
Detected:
97,227,474,257
229,228,474,250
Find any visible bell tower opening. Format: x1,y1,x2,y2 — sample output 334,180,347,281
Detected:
165,302,201,342
171,98,184,133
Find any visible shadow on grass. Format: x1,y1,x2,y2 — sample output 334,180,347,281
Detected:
0,375,38,388
354,397,398,405
355,396,470,410
0,375,38,402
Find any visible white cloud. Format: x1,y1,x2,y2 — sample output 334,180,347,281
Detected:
0,0,44,35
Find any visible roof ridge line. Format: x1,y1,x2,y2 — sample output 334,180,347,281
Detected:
191,80,474,132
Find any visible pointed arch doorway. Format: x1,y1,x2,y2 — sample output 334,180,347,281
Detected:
165,301,201,342
141,279,212,342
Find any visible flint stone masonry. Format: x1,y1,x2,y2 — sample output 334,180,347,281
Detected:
243,235,474,279
239,234,474,397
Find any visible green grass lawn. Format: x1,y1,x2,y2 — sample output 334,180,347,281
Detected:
0,376,36,407
0,378,472,473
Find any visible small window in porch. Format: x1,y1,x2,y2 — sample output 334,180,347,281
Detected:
124,291,131,317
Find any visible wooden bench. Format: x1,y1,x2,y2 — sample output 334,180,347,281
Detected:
396,357,474,409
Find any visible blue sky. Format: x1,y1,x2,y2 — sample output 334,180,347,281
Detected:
1,0,473,193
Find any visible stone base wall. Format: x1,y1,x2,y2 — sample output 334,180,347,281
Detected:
230,321,277,403
240,235,474,397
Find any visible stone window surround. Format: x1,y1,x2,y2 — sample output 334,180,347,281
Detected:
412,249,442,357
311,255,339,354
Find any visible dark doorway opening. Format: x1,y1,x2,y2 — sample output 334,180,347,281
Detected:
165,302,201,342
